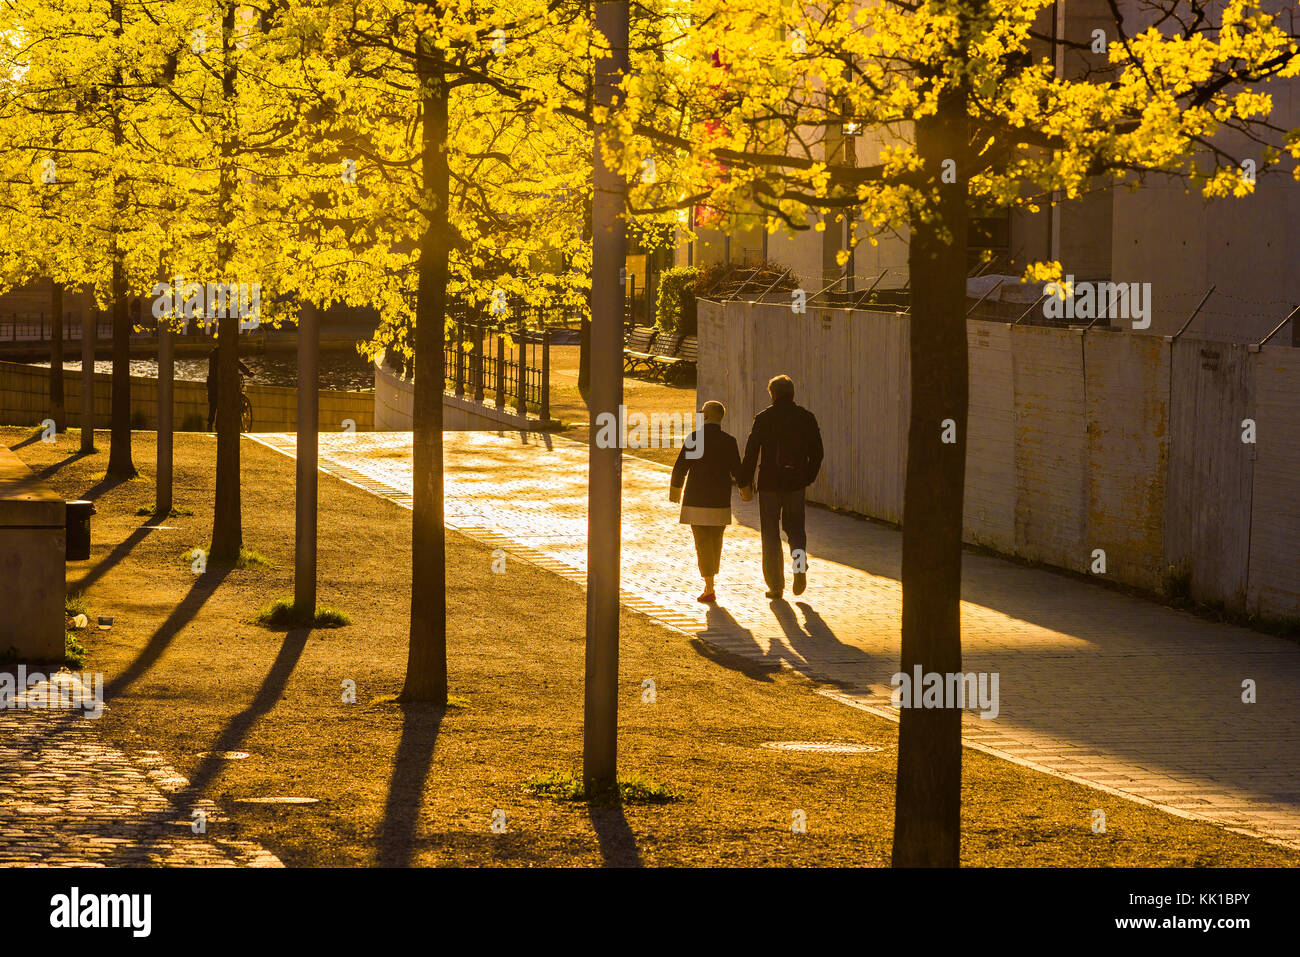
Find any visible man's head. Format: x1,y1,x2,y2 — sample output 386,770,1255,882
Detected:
768,375,795,402
700,400,725,424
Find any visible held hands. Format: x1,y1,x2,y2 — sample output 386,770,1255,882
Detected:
669,485,682,504
738,485,754,503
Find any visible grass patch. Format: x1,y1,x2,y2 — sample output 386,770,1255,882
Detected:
523,770,678,806
136,504,194,517
179,545,274,571
65,591,90,619
255,597,351,629
63,631,87,668
234,548,274,570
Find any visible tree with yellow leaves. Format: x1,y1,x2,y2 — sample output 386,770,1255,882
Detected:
596,0,1300,864
256,0,594,704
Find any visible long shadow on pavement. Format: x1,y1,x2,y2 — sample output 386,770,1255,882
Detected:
70,522,158,596
182,627,312,798
32,449,96,484
80,470,138,503
768,598,885,691
104,567,233,702
588,802,641,868
124,627,312,864
692,605,782,681
8,430,47,451
376,703,445,867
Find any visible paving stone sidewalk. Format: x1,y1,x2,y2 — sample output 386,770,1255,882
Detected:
0,677,281,867
255,430,1300,851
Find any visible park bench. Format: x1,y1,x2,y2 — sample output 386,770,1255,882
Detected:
622,326,658,374
648,334,697,384
644,332,683,381
666,335,698,383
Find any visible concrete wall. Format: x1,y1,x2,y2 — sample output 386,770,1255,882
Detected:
1164,339,1256,609
1246,347,1300,616
0,447,65,661
701,299,1300,619
1012,325,1090,572
964,322,1016,551
1084,331,1170,591
0,359,373,433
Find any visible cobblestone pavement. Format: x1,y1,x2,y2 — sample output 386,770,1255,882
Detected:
0,677,282,867
253,430,1300,851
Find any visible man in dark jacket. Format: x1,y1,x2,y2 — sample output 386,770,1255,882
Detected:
206,345,252,431
739,375,823,599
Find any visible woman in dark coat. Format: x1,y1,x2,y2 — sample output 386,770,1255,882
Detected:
669,401,752,603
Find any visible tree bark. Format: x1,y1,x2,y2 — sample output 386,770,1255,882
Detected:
157,315,174,515
80,305,95,453
50,281,65,432
210,4,242,562
399,25,450,705
578,192,594,406
105,252,135,477
892,85,970,867
583,0,629,792
105,0,134,479
295,300,320,617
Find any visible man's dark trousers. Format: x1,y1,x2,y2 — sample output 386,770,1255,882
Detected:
759,489,806,595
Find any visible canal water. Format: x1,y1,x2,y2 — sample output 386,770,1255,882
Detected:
27,350,376,392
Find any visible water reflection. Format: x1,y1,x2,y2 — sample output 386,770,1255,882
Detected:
28,350,376,393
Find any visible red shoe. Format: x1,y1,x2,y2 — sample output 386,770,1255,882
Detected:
697,591,716,603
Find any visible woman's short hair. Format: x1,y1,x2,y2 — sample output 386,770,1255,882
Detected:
700,400,725,422
768,375,795,400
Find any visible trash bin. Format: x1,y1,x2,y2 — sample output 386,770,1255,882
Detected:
66,500,96,561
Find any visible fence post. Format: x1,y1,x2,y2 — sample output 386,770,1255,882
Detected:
455,317,465,397
516,319,528,418
474,322,485,403
495,323,506,410
540,327,551,423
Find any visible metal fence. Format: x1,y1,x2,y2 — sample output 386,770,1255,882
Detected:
0,313,114,342
444,317,551,422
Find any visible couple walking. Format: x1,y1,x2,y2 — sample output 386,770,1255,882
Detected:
669,374,823,603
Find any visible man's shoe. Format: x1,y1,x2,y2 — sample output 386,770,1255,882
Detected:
793,572,807,596
766,589,781,600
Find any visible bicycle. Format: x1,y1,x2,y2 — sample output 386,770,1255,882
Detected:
210,388,253,432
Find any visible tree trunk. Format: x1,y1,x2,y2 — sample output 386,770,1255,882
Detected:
210,308,242,560
50,281,64,431
400,27,450,705
578,193,594,406
157,316,174,515
295,300,320,616
105,253,135,477
80,306,95,453
210,5,242,562
578,316,591,405
891,86,970,867
583,0,629,793
105,0,134,479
